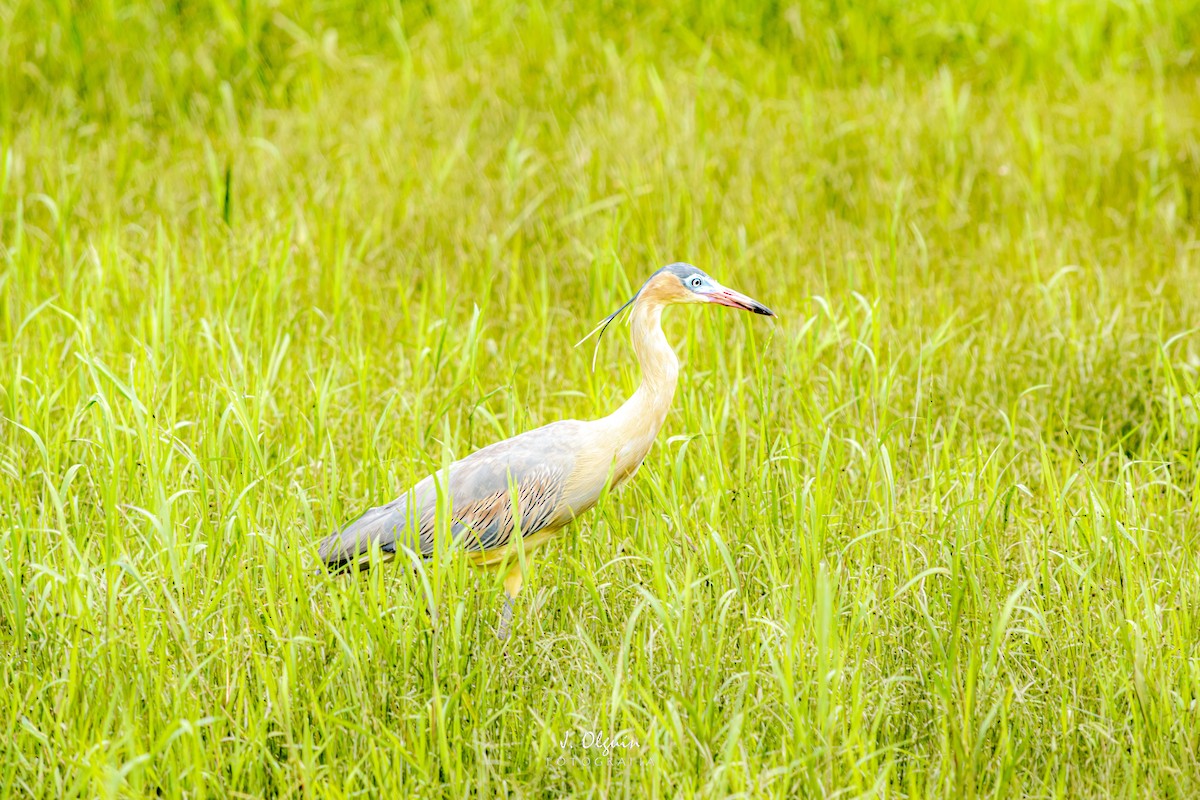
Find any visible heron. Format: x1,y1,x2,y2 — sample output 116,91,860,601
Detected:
317,262,774,638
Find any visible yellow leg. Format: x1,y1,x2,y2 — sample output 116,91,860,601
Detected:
503,562,524,598
497,562,523,641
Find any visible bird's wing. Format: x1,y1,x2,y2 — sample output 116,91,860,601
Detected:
317,420,586,570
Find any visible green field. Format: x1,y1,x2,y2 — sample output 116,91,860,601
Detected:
3,1,1200,797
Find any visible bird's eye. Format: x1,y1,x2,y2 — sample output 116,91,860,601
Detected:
691,277,702,288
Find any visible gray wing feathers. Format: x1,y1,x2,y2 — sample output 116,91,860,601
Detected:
451,461,567,552
318,421,582,570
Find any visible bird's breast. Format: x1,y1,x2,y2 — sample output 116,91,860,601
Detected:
610,429,658,487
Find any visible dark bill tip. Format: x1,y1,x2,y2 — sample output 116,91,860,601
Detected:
710,287,775,317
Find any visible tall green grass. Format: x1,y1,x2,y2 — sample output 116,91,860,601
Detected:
2,0,1200,796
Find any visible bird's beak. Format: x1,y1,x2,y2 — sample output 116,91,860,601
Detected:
705,284,775,317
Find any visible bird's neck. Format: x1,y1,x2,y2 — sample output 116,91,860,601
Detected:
600,296,679,460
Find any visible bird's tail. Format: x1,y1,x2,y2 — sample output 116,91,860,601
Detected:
316,529,370,573
316,503,408,573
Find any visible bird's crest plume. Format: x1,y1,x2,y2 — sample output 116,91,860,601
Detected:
575,293,636,372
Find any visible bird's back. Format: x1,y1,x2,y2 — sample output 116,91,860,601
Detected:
318,420,591,570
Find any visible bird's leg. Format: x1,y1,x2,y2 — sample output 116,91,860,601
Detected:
497,595,513,641
496,563,524,641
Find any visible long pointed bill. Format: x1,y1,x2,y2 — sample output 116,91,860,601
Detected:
705,284,776,317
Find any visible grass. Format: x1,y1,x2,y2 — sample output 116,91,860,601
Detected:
3,0,1200,796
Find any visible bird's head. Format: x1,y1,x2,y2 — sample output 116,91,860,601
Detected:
578,262,775,369
643,262,775,316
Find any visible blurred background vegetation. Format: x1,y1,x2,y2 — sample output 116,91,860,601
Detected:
2,1,1200,797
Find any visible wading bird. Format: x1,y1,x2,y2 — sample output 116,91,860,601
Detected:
317,263,774,638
